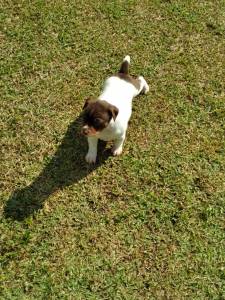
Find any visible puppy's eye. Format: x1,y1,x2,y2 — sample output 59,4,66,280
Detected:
94,118,102,125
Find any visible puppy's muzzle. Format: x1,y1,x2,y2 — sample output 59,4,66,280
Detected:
82,126,89,136
82,125,97,136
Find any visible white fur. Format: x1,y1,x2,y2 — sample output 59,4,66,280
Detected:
85,56,149,163
123,55,130,64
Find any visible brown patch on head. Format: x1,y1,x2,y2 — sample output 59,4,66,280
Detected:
83,97,94,110
116,73,141,90
82,99,119,135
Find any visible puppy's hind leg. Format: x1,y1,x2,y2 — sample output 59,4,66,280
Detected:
138,76,149,95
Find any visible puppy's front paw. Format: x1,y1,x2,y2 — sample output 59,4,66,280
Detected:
85,152,97,164
112,146,123,156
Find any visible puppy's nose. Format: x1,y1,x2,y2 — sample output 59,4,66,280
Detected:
82,127,89,135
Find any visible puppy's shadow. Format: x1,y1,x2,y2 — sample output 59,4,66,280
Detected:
4,114,110,221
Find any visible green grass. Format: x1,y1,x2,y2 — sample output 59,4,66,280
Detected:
1,0,225,299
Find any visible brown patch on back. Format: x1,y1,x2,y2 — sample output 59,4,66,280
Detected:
115,73,141,90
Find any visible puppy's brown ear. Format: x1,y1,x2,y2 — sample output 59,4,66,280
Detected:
108,105,119,121
83,97,92,110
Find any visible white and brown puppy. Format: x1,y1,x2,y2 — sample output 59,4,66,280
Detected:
82,55,149,163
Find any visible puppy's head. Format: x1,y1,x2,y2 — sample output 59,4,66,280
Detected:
82,98,119,136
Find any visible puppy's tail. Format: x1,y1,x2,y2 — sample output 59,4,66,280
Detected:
119,55,130,74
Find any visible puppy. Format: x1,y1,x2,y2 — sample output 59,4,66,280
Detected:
82,55,149,163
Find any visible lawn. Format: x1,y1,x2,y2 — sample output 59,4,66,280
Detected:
1,0,225,299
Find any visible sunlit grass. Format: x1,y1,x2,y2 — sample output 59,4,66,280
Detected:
1,1,225,298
